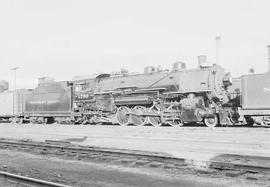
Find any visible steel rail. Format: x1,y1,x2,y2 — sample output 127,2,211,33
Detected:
3,121,270,127
0,139,269,174
0,171,70,187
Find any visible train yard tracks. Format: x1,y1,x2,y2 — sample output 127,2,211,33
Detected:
0,138,269,183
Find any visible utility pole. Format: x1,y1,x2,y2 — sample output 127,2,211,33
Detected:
10,67,20,90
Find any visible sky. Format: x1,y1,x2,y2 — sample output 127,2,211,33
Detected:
0,0,270,89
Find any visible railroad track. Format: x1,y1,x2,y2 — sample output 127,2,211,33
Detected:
0,170,70,187
4,121,270,128
0,138,269,178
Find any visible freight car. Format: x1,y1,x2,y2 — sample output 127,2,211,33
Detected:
0,89,30,122
237,46,270,126
238,72,270,126
224,45,270,127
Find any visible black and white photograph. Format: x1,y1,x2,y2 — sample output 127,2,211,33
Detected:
0,0,269,186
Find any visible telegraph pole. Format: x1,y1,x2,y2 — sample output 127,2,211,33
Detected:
215,36,221,65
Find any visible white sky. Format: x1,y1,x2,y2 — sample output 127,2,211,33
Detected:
0,0,270,89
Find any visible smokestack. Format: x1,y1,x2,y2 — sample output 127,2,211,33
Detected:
216,36,221,65
267,45,270,72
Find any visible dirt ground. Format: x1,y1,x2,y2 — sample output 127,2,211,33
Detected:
0,149,267,187
0,124,269,162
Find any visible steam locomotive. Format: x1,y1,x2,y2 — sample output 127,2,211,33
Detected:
8,55,230,127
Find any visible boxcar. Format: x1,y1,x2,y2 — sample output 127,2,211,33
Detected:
0,89,30,121
240,73,270,115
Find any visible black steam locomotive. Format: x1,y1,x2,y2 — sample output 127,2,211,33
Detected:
15,58,231,127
